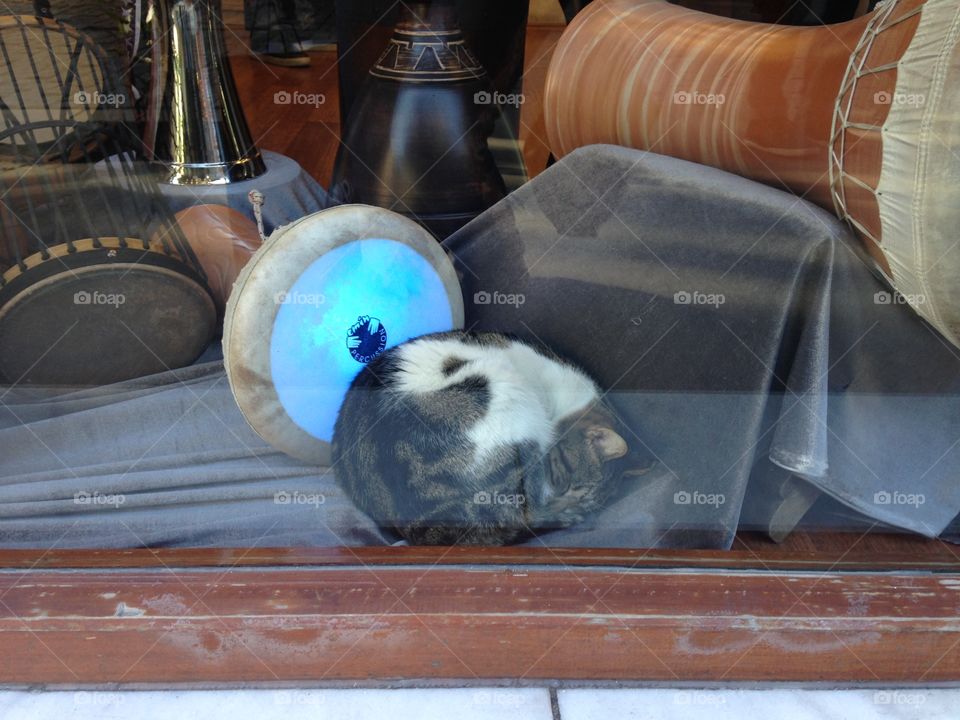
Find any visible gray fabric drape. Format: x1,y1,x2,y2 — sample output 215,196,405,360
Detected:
0,358,388,547
0,145,957,548
445,145,960,548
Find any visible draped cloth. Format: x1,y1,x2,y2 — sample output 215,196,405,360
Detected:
0,145,957,548
444,145,960,547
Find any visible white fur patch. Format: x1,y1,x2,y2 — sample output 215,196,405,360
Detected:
393,337,599,466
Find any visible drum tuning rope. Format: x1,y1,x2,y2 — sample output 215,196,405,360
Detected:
248,189,266,243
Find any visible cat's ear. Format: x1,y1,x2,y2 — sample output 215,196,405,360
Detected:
587,426,628,462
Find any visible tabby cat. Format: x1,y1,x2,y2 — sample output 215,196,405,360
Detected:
332,331,649,545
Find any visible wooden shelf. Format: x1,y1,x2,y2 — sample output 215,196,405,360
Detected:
0,533,958,684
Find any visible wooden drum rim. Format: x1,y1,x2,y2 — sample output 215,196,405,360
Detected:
1,237,195,283
223,204,465,466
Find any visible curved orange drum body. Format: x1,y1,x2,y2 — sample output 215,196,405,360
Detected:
172,205,263,310
545,0,960,348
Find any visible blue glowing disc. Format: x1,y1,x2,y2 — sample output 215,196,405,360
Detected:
270,238,454,442
224,206,464,464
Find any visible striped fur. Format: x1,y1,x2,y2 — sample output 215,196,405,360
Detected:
332,331,645,545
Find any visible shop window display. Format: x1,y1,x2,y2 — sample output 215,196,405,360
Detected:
0,0,958,687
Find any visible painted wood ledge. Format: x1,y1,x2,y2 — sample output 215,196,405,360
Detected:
0,559,958,683
2,532,960,571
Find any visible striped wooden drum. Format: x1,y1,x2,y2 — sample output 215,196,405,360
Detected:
545,0,960,348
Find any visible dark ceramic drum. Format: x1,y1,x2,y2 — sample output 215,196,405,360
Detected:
330,0,506,239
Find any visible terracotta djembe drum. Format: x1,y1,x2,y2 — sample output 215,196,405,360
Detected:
545,0,960,348
331,0,506,239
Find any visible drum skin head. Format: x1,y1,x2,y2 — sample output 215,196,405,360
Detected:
0,260,215,386
223,204,464,465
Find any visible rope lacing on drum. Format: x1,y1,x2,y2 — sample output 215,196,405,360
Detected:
249,189,267,243
828,0,901,248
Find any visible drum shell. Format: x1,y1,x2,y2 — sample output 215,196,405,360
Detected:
830,0,960,347
545,0,960,349
332,75,506,238
0,240,216,385
830,0,927,277
171,204,263,311
223,204,465,465
544,0,867,207
330,1,507,240
146,0,267,184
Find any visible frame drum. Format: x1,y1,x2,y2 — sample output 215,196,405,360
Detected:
0,237,216,386
223,205,465,465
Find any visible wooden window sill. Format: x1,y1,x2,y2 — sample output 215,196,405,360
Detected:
1,533,958,684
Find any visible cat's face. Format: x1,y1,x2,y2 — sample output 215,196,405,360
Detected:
526,406,643,528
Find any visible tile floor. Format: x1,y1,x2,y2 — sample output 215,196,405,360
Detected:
0,687,958,719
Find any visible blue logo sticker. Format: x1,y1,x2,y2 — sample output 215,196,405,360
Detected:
346,315,387,363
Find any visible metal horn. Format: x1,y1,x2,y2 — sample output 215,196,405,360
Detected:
144,0,266,184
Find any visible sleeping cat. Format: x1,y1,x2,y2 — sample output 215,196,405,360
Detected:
332,331,649,545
